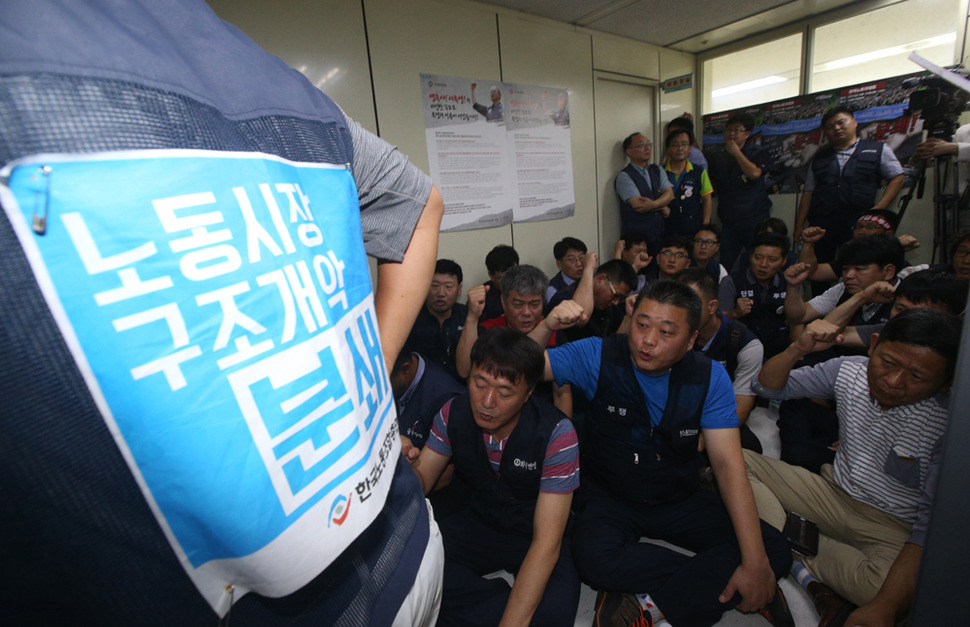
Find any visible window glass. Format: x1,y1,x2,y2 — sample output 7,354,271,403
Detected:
703,33,802,114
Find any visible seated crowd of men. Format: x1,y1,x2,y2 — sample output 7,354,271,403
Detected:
392,113,968,627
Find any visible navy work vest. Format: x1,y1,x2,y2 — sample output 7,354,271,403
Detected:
586,335,710,504
447,393,563,536
665,163,706,237
810,139,884,218
733,270,791,359
708,143,772,223
618,163,665,241
700,314,758,381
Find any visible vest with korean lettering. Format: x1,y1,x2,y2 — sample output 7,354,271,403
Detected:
586,335,710,504
810,139,884,218
733,269,791,359
446,392,563,536
665,163,706,237
618,163,665,241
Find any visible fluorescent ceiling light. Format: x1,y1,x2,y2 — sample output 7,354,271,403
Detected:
712,75,786,98
814,33,957,72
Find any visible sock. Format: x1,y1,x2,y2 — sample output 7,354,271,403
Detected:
636,593,664,624
791,560,818,590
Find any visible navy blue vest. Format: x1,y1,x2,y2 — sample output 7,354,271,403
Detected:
665,164,706,237
707,144,772,223
698,314,758,380
618,163,665,241
447,393,563,536
732,270,791,359
586,336,710,504
810,139,884,218
398,359,465,449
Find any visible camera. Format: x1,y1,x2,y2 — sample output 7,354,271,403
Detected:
903,68,970,140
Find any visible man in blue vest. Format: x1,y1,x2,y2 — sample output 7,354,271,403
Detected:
793,106,905,265
540,280,793,626
410,327,581,626
406,259,468,381
706,113,774,271
616,132,675,256
1,1,444,624
664,127,713,238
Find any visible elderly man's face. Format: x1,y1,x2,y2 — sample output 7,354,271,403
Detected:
867,338,949,409
503,289,543,333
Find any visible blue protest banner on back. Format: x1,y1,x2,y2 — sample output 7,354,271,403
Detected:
0,150,400,614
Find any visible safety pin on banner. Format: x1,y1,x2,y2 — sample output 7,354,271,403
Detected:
32,164,51,235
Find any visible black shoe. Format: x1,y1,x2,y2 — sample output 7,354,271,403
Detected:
592,590,652,627
807,581,857,627
758,584,795,627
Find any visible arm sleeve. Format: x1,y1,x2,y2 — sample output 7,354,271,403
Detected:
732,340,764,397
750,357,847,401
548,338,603,400
425,399,455,457
879,145,905,179
700,363,741,429
804,167,816,192
807,283,845,316
540,419,580,494
908,435,945,546
614,170,639,201
658,170,674,191
855,323,883,348
700,168,714,195
348,116,433,262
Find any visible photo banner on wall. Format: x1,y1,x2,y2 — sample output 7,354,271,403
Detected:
420,73,575,231
702,72,924,194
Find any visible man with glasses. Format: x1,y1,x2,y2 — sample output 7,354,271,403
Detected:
691,223,737,311
644,235,694,282
793,106,904,267
546,237,588,306
616,132,675,256
546,258,637,342
664,128,713,238
706,113,774,270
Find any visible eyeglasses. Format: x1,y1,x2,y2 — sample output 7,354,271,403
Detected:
669,141,691,148
630,142,651,150
660,250,688,259
954,247,970,258
606,278,627,304
693,238,718,247
563,254,584,264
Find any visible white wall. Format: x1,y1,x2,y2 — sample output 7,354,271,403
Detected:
207,0,698,289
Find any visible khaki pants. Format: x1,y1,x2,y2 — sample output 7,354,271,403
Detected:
743,449,912,606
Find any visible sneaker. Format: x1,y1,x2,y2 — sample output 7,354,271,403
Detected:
593,590,653,627
758,584,795,627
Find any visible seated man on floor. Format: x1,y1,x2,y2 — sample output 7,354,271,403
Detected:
643,234,694,282
678,268,765,453
614,231,653,294
728,232,792,360
410,328,581,627
459,264,574,416
406,258,468,381
548,256,636,342
542,280,793,627
745,309,960,625
391,343,466,452
690,223,737,311
545,236,587,306
481,244,519,322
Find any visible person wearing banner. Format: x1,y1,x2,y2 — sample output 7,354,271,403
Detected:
616,132,675,256
793,106,905,266
410,327,581,627
471,82,504,122
0,1,445,625
706,113,774,271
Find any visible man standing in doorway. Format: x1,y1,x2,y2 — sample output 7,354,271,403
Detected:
616,132,675,257
793,105,905,265
707,113,774,270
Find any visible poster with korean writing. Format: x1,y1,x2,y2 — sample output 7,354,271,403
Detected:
0,150,398,616
504,82,576,222
702,72,924,194
421,73,515,231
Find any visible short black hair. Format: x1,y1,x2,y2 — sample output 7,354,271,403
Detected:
621,231,651,250
821,104,855,128
485,245,519,273
622,132,646,151
665,127,695,148
435,258,463,284
553,236,587,260
634,279,702,334
676,267,719,302
726,113,755,132
752,231,790,257
896,270,969,315
950,229,970,257
470,327,545,390
390,343,416,377
877,308,962,382
666,115,695,133
755,217,788,236
660,234,693,252
597,259,637,292
693,223,720,239
837,234,903,272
